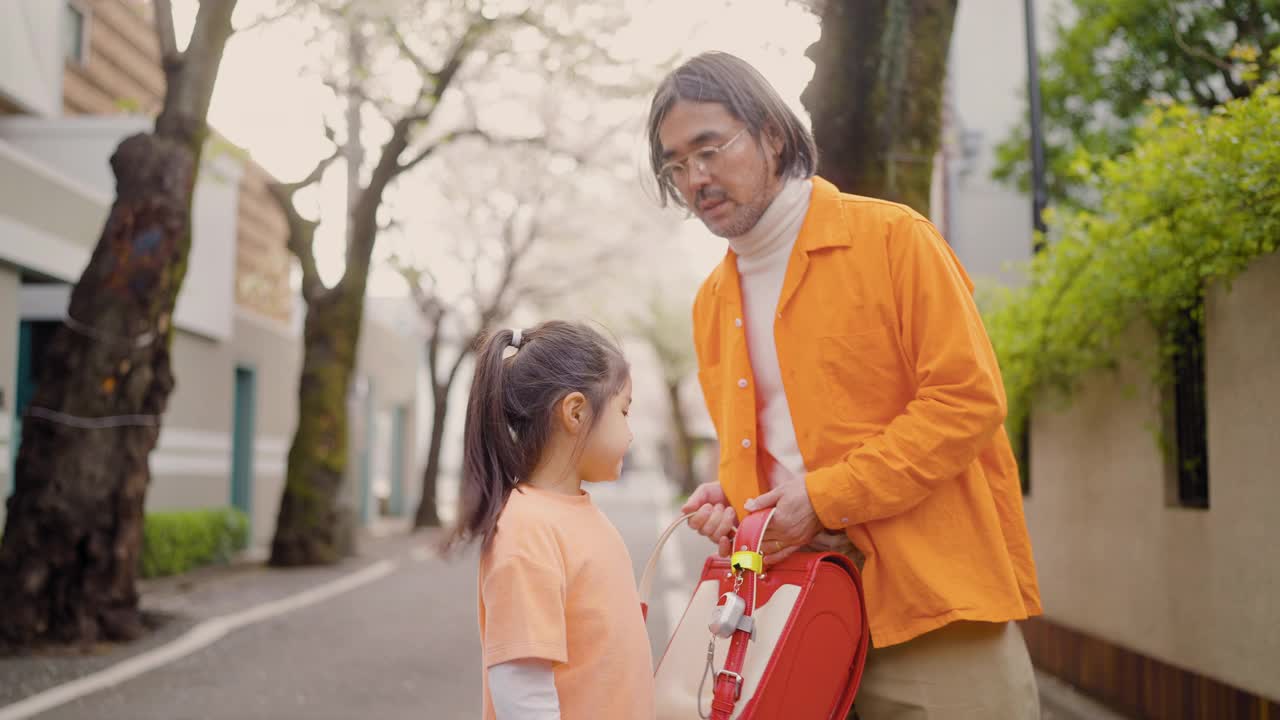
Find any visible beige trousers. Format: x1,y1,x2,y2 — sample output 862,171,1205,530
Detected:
850,621,1041,720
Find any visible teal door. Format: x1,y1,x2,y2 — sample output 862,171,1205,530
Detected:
231,367,256,526
389,405,407,516
11,321,58,487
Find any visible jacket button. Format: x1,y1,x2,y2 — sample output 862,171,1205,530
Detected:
741,438,752,449
737,378,748,388
734,317,743,327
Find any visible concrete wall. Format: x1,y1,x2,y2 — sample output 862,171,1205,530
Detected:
228,310,302,548
0,137,110,282
1023,251,1280,701
144,309,301,549
146,331,234,515
942,0,1057,286
0,1,63,117
350,311,419,523
0,117,241,342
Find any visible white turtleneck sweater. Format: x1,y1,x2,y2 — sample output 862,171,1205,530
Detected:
727,177,812,491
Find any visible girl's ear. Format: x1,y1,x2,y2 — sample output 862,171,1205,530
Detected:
557,392,588,434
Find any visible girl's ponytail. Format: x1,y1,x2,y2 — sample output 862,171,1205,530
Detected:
447,328,522,550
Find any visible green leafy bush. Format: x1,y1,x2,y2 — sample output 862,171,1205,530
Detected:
140,508,250,579
983,70,1280,446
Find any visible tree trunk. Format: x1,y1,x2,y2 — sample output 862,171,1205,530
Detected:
269,289,365,566
0,0,237,649
413,386,449,529
666,380,698,496
802,0,957,216
0,136,192,648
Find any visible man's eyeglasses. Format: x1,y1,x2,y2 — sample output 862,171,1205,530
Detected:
659,128,749,187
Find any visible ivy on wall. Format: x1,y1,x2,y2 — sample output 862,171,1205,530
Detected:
982,59,1280,446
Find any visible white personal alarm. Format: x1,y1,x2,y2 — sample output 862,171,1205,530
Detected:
708,591,755,639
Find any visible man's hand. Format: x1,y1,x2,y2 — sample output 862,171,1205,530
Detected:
680,482,737,557
745,481,825,566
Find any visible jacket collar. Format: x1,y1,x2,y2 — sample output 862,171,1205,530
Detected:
709,175,849,297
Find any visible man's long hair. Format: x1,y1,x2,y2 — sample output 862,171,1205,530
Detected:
646,51,818,209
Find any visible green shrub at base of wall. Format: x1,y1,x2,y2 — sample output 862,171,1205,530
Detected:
140,508,250,579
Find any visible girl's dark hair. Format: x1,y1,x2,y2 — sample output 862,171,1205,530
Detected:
446,321,630,550
647,51,818,209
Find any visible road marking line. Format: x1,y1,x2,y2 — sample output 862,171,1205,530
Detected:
0,559,398,720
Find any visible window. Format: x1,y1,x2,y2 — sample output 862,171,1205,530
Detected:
63,1,89,65
1165,299,1210,509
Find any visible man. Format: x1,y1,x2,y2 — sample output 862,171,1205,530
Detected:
648,52,1043,718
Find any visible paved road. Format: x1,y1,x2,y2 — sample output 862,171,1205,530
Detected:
27,473,699,720
9,471,1112,719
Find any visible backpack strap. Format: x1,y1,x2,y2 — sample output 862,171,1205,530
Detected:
639,512,697,612
710,509,774,719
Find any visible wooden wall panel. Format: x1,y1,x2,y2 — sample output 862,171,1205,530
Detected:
1023,617,1280,720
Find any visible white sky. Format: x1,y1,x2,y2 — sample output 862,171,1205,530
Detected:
174,0,821,298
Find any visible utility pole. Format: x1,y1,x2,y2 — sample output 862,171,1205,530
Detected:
1024,0,1049,251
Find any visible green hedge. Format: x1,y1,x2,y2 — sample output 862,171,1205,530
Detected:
140,508,250,579
982,64,1280,448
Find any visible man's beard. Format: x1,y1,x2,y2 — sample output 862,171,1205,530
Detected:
697,182,773,238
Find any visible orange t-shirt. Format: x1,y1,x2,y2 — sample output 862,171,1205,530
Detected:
478,484,655,719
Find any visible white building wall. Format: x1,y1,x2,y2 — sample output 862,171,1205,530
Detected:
943,0,1058,287
0,117,241,341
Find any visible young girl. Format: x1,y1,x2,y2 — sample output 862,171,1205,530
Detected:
448,321,655,720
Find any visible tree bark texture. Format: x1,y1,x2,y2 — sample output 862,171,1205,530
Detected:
802,0,957,216
269,288,366,565
0,0,236,650
268,138,392,565
0,136,193,648
413,386,449,529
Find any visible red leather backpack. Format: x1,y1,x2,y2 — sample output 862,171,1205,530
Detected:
640,509,870,719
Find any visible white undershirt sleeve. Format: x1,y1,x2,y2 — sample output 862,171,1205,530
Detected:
488,658,561,720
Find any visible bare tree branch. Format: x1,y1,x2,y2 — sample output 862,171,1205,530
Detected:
237,0,305,33
155,0,237,150
398,129,490,173
267,146,343,302
389,23,433,80
426,16,496,100
153,0,179,60
397,262,442,319
277,145,343,196
1168,2,1235,75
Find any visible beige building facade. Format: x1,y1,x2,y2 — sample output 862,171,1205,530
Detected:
0,0,420,550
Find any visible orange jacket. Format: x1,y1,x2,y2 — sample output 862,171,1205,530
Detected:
693,177,1042,647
